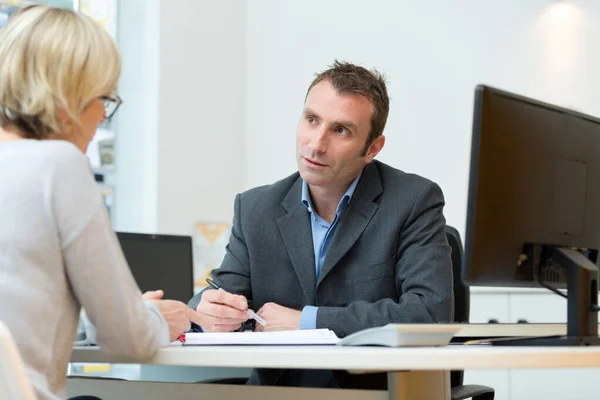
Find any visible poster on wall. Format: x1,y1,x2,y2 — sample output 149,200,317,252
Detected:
0,1,32,28
79,0,117,38
79,0,118,171
0,1,78,29
193,222,231,294
86,128,115,170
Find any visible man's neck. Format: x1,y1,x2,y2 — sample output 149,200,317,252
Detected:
308,183,350,224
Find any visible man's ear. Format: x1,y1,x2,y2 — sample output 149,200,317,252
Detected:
364,135,385,162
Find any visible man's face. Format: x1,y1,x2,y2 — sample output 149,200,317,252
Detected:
296,80,384,190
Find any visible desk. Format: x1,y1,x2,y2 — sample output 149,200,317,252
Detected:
454,322,600,339
70,345,600,400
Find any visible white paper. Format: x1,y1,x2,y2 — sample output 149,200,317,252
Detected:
183,329,339,345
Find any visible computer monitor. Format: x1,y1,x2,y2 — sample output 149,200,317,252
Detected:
117,232,194,304
463,85,600,346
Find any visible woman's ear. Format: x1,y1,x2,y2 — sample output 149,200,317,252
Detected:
57,107,69,123
53,107,83,150
57,107,76,136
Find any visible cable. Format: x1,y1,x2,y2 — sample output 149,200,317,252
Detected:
533,258,567,299
531,246,600,313
537,278,567,299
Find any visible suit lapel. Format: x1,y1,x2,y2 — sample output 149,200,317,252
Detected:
317,163,382,286
276,177,317,304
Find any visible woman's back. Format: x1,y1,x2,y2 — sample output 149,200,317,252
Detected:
0,139,96,398
0,7,206,399
0,139,169,400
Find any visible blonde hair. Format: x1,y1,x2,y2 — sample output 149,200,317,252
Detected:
0,5,121,139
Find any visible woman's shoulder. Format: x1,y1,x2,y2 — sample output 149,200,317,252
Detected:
5,140,93,187
17,139,90,171
40,139,87,161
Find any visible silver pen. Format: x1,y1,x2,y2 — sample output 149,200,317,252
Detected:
245,308,267,326
206,278,267,326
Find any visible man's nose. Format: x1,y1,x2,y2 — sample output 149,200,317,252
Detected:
309,128,327,154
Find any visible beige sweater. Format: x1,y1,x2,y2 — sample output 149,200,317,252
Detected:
0,139,169,400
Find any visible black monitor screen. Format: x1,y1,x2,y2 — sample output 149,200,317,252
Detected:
463,85,600,288
117,232,194,303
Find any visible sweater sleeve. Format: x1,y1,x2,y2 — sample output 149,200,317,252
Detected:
50,143,169,359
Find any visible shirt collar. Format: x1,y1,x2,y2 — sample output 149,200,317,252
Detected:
301,170,363,215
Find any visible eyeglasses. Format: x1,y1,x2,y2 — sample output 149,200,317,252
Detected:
99,93,122,120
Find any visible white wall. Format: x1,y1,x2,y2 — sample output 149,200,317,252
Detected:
156,0,246,234
114,0,246,235
114,0,600,238
114,0,160,233
245,0,600,238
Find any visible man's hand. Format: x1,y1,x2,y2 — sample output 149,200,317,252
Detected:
254,302,301,332
153,299,204,341
196,289,250,332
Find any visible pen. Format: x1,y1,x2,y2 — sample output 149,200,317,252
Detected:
206,278,267,326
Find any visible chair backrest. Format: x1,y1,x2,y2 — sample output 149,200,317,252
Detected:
446,226,470,390
446,225,470,323
0,320,37,400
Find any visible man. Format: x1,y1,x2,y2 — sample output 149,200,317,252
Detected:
188,61,453,389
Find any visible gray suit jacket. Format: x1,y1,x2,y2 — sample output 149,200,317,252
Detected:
189,160,453,388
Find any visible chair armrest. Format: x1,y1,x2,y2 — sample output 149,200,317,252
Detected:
451,384,495,400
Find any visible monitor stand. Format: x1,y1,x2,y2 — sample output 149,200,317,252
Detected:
491,246,600,346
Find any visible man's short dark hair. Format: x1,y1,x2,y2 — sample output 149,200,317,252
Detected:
306,60,389,155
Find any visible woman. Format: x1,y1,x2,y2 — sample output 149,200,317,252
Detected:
0,6,203,400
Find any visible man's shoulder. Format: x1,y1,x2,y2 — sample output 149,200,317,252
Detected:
374,160,441,197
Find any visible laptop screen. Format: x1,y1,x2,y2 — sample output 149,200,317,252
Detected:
116,232,194,304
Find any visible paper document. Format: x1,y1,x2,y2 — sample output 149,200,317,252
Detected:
182,329,340,345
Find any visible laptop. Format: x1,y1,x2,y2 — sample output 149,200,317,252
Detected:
116,232,194,304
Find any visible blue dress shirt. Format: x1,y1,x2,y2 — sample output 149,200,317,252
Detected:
299,172,362,329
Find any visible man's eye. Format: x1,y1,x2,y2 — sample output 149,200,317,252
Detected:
335,126,349,135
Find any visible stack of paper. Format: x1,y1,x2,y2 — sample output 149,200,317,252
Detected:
181,324,461,347
182,329,339,346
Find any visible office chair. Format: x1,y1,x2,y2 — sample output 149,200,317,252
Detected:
446,225,495,400
0,320,37,400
